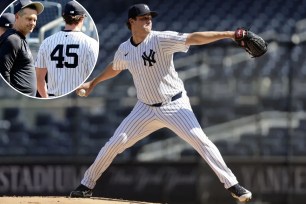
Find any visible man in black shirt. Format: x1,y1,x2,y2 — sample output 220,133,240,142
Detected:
0,0,44,96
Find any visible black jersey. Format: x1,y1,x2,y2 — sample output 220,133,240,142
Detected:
0,29,37,96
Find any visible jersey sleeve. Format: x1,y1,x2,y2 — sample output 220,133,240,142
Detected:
158,31,190,54
113,45,128,70
35,42,47,68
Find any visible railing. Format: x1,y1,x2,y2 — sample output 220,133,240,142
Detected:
137,111,306,161
38,17,63,44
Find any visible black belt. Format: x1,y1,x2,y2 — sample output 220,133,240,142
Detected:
48,94,55,96
150,92,182,107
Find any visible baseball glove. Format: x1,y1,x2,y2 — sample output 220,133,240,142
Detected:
234,28,268,58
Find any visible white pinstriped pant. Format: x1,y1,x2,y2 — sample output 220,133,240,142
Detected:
81,93,238,189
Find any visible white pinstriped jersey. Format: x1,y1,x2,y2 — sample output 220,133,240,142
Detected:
35,31,99,96
113,31,189,105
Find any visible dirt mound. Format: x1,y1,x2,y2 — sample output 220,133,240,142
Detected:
0,196,159,204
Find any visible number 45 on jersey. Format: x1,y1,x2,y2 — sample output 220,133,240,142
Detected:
50,44,79,68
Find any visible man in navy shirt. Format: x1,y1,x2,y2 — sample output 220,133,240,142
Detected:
0,0,44,96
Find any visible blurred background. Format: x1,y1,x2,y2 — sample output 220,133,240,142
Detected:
0,0,306,204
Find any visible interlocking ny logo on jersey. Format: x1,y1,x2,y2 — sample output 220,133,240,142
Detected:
142,49,156,66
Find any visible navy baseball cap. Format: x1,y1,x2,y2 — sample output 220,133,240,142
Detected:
14,0,44,15
63,1,86,16
128,4,158,19
0,13,15,28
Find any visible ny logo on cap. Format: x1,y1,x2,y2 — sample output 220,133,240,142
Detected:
144,5,149,11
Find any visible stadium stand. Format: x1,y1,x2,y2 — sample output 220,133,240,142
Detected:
0,0,306,158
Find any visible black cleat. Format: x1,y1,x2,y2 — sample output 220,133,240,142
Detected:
70,184,93,198
227,184,252,202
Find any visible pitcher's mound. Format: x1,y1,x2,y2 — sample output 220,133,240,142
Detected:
0,196,159,204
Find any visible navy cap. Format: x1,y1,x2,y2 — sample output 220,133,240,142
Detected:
14,0,44,15
0,13,15,28
128,4,158,19
63,1,86,16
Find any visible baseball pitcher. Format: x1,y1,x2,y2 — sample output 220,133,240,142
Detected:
71,3,259,203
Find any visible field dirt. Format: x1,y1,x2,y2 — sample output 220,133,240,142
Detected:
0,196,160,204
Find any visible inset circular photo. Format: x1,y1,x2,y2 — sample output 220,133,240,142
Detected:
0,0,99,99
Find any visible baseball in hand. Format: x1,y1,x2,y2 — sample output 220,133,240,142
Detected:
78,89,86,97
